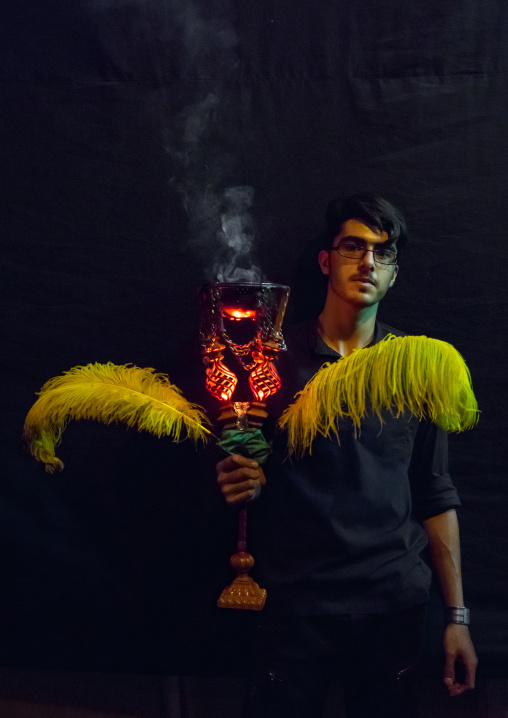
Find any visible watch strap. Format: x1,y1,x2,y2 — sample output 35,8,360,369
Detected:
444,606,470,626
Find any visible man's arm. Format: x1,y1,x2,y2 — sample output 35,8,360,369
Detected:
423,509,478,697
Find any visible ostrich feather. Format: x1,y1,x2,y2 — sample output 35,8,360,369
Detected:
24,363,211,473
278,335,479,456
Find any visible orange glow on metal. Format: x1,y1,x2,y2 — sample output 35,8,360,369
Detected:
204,354,238,403
249,353,282,402
204,346,282,404
222,307,257,321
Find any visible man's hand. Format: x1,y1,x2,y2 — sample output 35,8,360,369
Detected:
216,454,266,505
422,511,478,697
443,623,478,697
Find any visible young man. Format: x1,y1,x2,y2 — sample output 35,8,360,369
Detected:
216,194,477,717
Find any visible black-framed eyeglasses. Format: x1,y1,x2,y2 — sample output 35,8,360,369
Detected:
330,239,398,266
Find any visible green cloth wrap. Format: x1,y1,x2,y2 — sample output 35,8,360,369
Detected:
217,429,272,464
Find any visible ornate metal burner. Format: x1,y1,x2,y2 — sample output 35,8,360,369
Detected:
200,282,289,403
200,282,290,609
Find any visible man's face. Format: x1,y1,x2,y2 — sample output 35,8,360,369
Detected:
318,219,399,308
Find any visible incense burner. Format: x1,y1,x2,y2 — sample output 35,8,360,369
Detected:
200,282,290,609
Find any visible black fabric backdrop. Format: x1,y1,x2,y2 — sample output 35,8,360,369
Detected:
1,0,507,676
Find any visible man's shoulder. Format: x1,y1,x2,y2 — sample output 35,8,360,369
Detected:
375,322,407,341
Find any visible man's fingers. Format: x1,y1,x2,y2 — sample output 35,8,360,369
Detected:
461,655,478,692
442,624,478,697
221,478,262,505
465,662,477,690
215,454,266,504
447,678,472,697
216,454,259,474
225,490,257,505
444,659,477,696
217,465,262,486
221,478,260,497
443,654,455,690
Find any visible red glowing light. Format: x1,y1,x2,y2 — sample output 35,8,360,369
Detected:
222,307,257,321
249,354,282,402
204,355,238,403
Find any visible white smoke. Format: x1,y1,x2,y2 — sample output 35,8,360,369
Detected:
162,2,262,282
86,0,263,282
214,186,263,283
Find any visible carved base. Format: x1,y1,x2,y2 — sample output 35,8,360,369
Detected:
217,575,267,610
217,550,267,610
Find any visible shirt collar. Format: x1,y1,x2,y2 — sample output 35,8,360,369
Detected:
311,320,389,358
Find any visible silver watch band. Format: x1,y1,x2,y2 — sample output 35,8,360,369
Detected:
444,606,470,626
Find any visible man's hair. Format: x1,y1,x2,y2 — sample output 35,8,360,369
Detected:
324,193,408,255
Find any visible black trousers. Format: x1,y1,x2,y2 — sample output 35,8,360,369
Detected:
245,604,426,718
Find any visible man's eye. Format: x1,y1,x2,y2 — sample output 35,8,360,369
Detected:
342,240,363,251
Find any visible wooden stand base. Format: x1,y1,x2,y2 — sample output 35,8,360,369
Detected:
217,551,267,610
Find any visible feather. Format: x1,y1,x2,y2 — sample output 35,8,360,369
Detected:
23,363,211,473
278,334,479,456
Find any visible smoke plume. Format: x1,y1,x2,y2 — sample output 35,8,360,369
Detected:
214,186,263,283
86,0,262,282
163,0,262,282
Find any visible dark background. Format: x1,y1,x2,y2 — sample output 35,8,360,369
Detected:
1,0,507,678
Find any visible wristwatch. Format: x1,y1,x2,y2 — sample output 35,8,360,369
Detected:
444,606,470,626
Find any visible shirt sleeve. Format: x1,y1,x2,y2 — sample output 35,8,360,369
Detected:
408,420,461,522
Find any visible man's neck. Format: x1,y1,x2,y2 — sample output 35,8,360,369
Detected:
318,301,378,357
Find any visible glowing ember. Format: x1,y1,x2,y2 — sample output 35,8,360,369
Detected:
222,307,257,321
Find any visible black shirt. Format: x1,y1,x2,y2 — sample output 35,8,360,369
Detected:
249,321,461,615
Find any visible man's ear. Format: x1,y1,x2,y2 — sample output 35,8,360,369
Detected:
318,249,330,276
389,264,399,287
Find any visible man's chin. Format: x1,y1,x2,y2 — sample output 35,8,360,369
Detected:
348,288,380,306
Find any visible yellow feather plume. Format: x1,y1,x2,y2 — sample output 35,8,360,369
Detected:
23,363,211,473
278,335,479,456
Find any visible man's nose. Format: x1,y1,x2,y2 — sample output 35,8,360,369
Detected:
358,248,376,268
